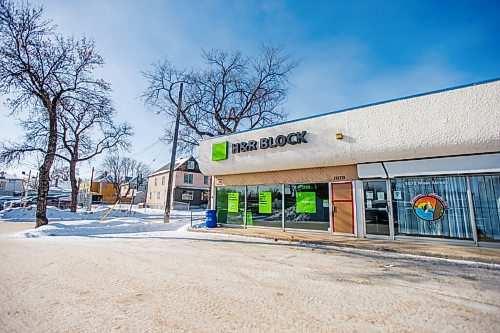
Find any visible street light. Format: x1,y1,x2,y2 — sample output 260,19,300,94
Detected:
163,82,183,223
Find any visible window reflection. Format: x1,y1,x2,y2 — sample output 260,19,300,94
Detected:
284,183,329,231
246,185,282,228
391,176,472,239
215,186,245,225
469,175,500,242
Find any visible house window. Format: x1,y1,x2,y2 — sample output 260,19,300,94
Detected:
204,176,209,185
184,173,193,184
162,176,165,185
187,161,195,170
181,191,194,201
0,181,5,189
156,191,160,199
154,178,157,186
149,192,152,199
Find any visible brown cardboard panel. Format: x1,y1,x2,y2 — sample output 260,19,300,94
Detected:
215,164,357,186
333,202,354,233
332,183,352,200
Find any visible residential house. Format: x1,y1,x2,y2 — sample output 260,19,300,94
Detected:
81,172,117,204
0,172,24,196
120,176,148,204
146,156,209,210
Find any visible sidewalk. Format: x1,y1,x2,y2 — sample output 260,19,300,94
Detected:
190,227,500,265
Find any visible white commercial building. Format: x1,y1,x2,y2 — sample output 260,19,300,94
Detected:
199,79,500,245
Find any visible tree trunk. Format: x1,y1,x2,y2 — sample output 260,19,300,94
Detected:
35,106,58,228
69,158,78,212
115,184,121,202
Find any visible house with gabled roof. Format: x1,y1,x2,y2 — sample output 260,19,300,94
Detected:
146,156,209,210
0,172,24,196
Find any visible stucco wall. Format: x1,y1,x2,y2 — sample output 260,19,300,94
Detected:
174,171,207,188
146,173,168,208
199,80,500,176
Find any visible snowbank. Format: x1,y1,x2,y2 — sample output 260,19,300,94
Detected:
0,205,207,239
0,205,205,222
17,218,203,239
0,206,211,238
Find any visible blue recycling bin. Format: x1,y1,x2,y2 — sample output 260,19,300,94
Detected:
205,210,217,228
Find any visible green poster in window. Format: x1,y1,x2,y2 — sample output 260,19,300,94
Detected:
296,192,316,213
227,192,239,213
246,212,253,225
258,192,272,214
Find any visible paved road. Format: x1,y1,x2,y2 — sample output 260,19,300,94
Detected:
0,222,499,332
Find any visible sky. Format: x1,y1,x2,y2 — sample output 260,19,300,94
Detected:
1,0,499,179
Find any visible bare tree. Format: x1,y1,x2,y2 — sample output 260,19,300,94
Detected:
101,155,122,202
0,1,110,227
121,160,152,201
57,98,132,211
142,45,296,151
101,156,150,202
0,93,133,213
50,162,69,185
133,161,151,190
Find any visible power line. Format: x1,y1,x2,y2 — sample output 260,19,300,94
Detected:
130,139,162,158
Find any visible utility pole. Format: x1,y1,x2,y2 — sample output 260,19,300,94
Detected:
23,170,31,206
164,82,183,223
88,167,94,211
90,167,95,187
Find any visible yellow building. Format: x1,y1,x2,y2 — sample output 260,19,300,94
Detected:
80,173,119,204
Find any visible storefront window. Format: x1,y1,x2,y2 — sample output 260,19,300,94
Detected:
246,185,282,228
284,183,329,231
391,176,473,239
469,175,500,242
363,181,390,236
215,186,245,225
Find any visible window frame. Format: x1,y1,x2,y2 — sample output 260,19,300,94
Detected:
184,173,193,184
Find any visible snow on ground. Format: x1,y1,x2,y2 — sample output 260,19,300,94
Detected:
0,223,498,332
17,218,202,239
0,205,205,222
0,205,207,239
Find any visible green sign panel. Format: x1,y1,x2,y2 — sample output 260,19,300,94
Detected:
227,192,239,213
296,192,316,213
246,212,253,225
258,192,272,214
212,141,228,161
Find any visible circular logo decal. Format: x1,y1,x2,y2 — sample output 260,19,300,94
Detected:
411,194,446,221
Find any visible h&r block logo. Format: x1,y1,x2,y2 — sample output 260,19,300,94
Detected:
212,141,228,161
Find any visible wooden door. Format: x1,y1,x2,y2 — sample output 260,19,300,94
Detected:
331,182,354,234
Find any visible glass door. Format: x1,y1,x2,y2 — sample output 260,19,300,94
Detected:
363,181,391,236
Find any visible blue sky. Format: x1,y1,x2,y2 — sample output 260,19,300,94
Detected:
1,0,499,177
